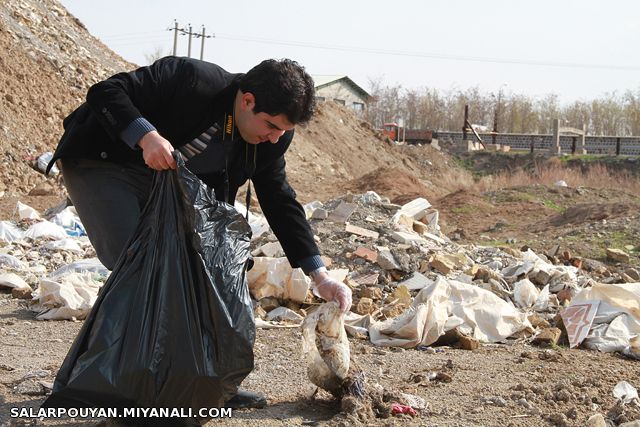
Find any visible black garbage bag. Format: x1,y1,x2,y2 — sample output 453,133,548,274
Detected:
43,155,255,425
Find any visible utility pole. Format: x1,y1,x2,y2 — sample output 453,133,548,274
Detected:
172,20,178,55
492,84,506,145
200,26,206,60
462,104,469,142
187,24,193,58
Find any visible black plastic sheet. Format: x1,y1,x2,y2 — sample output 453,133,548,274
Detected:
43,155,255,425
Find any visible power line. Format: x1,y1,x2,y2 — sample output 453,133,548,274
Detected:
213,33,640,72
98,28,640,72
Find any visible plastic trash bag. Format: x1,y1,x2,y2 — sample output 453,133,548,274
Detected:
48,258,109,280
0,220,23,243
302,301,350,397
43,155,255,425
23,220,68,240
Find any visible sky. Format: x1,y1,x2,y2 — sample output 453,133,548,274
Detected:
59,0,640,105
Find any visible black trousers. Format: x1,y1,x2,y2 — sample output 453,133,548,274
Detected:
60,158,153,270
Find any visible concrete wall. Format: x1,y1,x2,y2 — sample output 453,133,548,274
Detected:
316,82,367,113
435,131,640,155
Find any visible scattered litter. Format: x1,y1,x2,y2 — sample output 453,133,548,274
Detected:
302,302,352,397
613,381,639,406
36,152,58,175
15,201,40,220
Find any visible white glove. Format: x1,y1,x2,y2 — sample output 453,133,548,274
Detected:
311,270,352,313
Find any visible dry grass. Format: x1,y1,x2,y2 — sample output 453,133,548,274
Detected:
446,160,640,195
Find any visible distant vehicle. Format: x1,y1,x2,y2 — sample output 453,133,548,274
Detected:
382,122,434,144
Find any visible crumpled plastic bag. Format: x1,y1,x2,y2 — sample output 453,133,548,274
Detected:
302,301,350,396
0,221,24,242
43,154,255,426
369,276,532,348
32,272,103,320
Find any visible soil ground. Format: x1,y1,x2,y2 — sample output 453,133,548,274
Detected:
2,294,640,427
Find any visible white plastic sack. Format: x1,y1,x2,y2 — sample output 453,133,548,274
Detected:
50,207,86,236
234,201,269,240
0,253,27,270
32,272,103,320
246,257,310,303
0,273,30,290
15,202,40,220
513,278,540,308
0,221,23,242
613,381,639,405
570,282,640,352
48,258,110,280
369,276,532,348
43,239,83,253
23,220,68,240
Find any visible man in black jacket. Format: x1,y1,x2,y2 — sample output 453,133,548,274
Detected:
49,57,352,408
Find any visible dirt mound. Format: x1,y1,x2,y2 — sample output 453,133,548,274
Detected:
346,166,435,204
287,101,470,203
0,0,133,197
550,202,634,226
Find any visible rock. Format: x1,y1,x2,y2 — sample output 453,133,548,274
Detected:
254,305,267,319
585,413,607,427
475,266,501,282
532,328,562,347
430,253,467,275
397,271,432,291
546,244,561,258
412,221,428,235
392,198,431,223
327,201,357,222
351,272,379,286
353,247,377,263
529,269,551,286
311,208,329,219
259,297,280,312
28,182,56,196
345,223,379,239
606,248,630,263
381,303,407,318
254,241,284,258
465,264,479,276
528,314,551,329
458,335,479,350
376,247,400,270
624,268,640,281
481,396,507,407
360,286,382,300
547,412,569,427
11,287,32,299
621,272,635,283
355,297,374,315
499,246,522,258
390,230,424,244
619,421,640,427
556,288,574,304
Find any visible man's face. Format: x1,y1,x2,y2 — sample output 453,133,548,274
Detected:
235,92,295,144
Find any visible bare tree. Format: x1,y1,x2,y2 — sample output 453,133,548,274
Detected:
144,46,166,65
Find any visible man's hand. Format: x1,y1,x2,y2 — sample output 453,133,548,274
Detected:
312,272,352,313
138,131,176,170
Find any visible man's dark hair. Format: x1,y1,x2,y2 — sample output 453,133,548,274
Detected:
239,59,316,124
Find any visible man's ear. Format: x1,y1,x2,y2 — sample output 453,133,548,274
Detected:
241,92,256,112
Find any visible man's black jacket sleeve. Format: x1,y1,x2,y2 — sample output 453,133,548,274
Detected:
251,155,320,269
